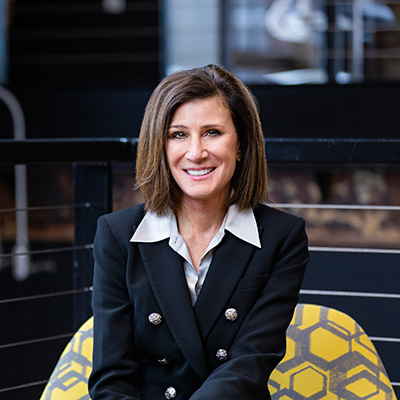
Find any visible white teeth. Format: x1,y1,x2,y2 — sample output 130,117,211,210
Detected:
186,168,214,176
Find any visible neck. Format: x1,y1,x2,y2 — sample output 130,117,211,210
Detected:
175,197,228,237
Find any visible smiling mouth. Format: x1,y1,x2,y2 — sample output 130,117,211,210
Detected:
186,168,215,177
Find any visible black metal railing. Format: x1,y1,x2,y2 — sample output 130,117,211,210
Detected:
0,137,399,399
2,137,400,164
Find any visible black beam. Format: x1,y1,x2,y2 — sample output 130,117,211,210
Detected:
266,138,400,164
73,163,112,330
0,138,137,164
1,138,400,165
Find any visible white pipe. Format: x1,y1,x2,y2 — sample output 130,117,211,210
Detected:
0,0,7,84
352,0,364,82
0,85,30,281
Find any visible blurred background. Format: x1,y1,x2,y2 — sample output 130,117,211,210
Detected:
0,0,399,398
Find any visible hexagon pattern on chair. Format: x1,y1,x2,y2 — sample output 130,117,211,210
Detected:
40,304,397,400
268,303,397,400
40,317,93,400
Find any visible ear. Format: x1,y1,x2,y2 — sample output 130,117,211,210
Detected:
236,144,241,162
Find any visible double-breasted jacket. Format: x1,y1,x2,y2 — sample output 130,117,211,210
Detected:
89,203,309,400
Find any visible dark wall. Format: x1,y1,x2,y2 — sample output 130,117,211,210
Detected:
7,0,161,86
1,84,400,140
301,250,400,396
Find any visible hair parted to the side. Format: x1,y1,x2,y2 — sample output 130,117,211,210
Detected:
135,64,268,215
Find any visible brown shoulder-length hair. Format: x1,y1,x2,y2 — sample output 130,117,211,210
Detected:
135,64,268,215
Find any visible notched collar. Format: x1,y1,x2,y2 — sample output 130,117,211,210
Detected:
130,205,261,249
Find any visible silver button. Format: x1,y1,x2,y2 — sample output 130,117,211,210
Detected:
158,357,169,365
225,308,238,322
148,312,162,325
216,348,228,361
165,386,177,399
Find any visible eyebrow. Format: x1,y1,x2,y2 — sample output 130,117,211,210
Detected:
168,124,225,130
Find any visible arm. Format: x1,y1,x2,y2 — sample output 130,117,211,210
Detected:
88,216,142,400
191,217,309,400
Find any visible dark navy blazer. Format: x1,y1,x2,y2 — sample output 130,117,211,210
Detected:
89,203,309,400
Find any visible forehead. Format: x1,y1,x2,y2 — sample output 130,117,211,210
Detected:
170,96,232,123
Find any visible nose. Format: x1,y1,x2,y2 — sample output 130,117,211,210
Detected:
186,136,207,162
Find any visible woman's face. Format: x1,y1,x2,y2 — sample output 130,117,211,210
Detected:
166,96,240,208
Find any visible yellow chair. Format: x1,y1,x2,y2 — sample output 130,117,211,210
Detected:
268,303,397,400
40,304,397,400
40,317,93,400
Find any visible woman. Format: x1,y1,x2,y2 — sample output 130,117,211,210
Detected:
89,64,309,400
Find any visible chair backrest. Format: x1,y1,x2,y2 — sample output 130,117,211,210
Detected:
39,317,93,400
40,304,397,400
268,303,396,400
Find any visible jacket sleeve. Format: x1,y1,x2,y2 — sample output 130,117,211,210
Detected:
190,217,309,400
88,215,142,400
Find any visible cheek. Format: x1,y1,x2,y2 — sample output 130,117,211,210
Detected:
166,139,187,160
165,142,177,166
165,141,171,158
227,142,240,167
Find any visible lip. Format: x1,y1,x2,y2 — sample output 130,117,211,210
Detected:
184,167,216,180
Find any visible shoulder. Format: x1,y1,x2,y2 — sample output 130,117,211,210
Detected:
254,203,303,226
96,203,146,239
254,204,308,259
254,203,307,243
100,203,145,226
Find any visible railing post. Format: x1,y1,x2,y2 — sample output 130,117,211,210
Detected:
73,163,112,330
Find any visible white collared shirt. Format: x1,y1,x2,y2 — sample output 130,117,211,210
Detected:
130,205,261,305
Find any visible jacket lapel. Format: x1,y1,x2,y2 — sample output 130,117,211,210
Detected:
139,241,209,380
194,230,260,340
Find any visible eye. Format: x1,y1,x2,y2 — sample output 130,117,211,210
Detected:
205,129,221,137
169,131,186,139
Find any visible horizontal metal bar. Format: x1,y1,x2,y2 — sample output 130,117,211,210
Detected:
0,244,94,258
370,336,400,343
0,332,73,350
0,380,48,394
1,138,400,165
318,0,400,5
0,203,92,213
269,203,400,211
11,26,159,40
11,51,160,66
300,289,400,299
15,1,158,15
0,287,92,305
309,246,400,254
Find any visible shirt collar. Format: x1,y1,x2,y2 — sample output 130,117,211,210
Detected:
130,204,261,248
130,210,173,243
224,205,261,248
